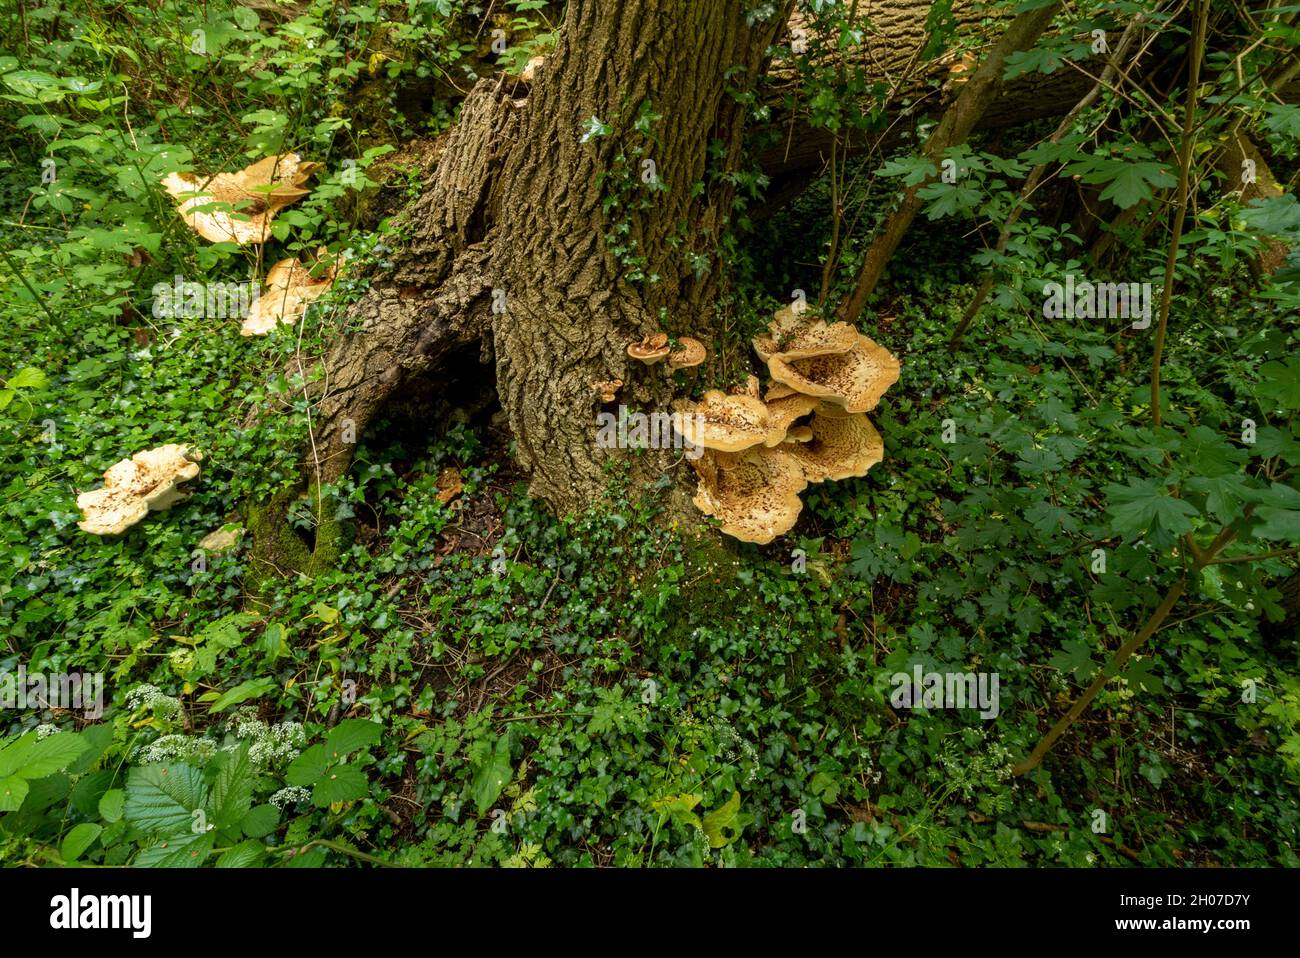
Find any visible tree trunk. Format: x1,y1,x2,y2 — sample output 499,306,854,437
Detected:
305,0,793,516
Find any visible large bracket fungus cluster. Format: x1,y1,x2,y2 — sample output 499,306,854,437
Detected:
76,444,203,536
677,312,900,544
162,153,319,247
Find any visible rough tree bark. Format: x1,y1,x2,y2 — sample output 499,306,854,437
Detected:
303,0,794,517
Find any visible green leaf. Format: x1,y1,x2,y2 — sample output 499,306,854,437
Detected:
285,744,329,787
1186,474,1256,523
0,731,89,779
1123,657,1165,695
469,734,513,816
310,764,368,806
209,743,255,831
208,677,276,713
649,793,703,830
701,791,749,849
877,155,938,187
1104,478,1200,542
7,367,45,389
0,775,29,812
134,830,215,868
240,804,280,838
1049,639,1099,680
1258,356,1300,411
61,822,103,862
217,839,267,868
98,788,125,823
123,764,208,835
324,719,382,760
1253,507,1300,542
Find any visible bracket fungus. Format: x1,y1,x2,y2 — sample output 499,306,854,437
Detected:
781,402,884,482
753,318,859,362
162,153,320,246
683,308,900,544
242,254,341,336
674,389,772,452
593,379,623,403
762,390,820,446
668,336,707,370
627,332,671,364
767,332,900,414
76,444,202,535
690,445,808,545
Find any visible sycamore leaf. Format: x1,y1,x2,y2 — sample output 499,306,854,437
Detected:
1104,478,1199,541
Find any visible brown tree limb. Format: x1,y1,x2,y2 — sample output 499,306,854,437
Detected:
837,2,1063,325
1150,0,1208,429
948,13,1147,350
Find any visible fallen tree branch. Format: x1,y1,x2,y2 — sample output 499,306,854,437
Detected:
837,1,1063,324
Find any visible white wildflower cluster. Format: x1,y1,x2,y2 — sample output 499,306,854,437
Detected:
125,684,181,717
136,734,218,766
269,786,311,809
938,735,1015,801
35,723,61,739
231,716,306,769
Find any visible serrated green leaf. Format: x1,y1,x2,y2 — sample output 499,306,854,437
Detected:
1104,479,1200,541
123,764,208,835
217,839,267,868
285,744,329,787
310,764,368,806
210,743,255,832
134,830,215,868
324,719,381,760
241,804,280,838
61,822,102,861
98,788,125,823
0,775,29,812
